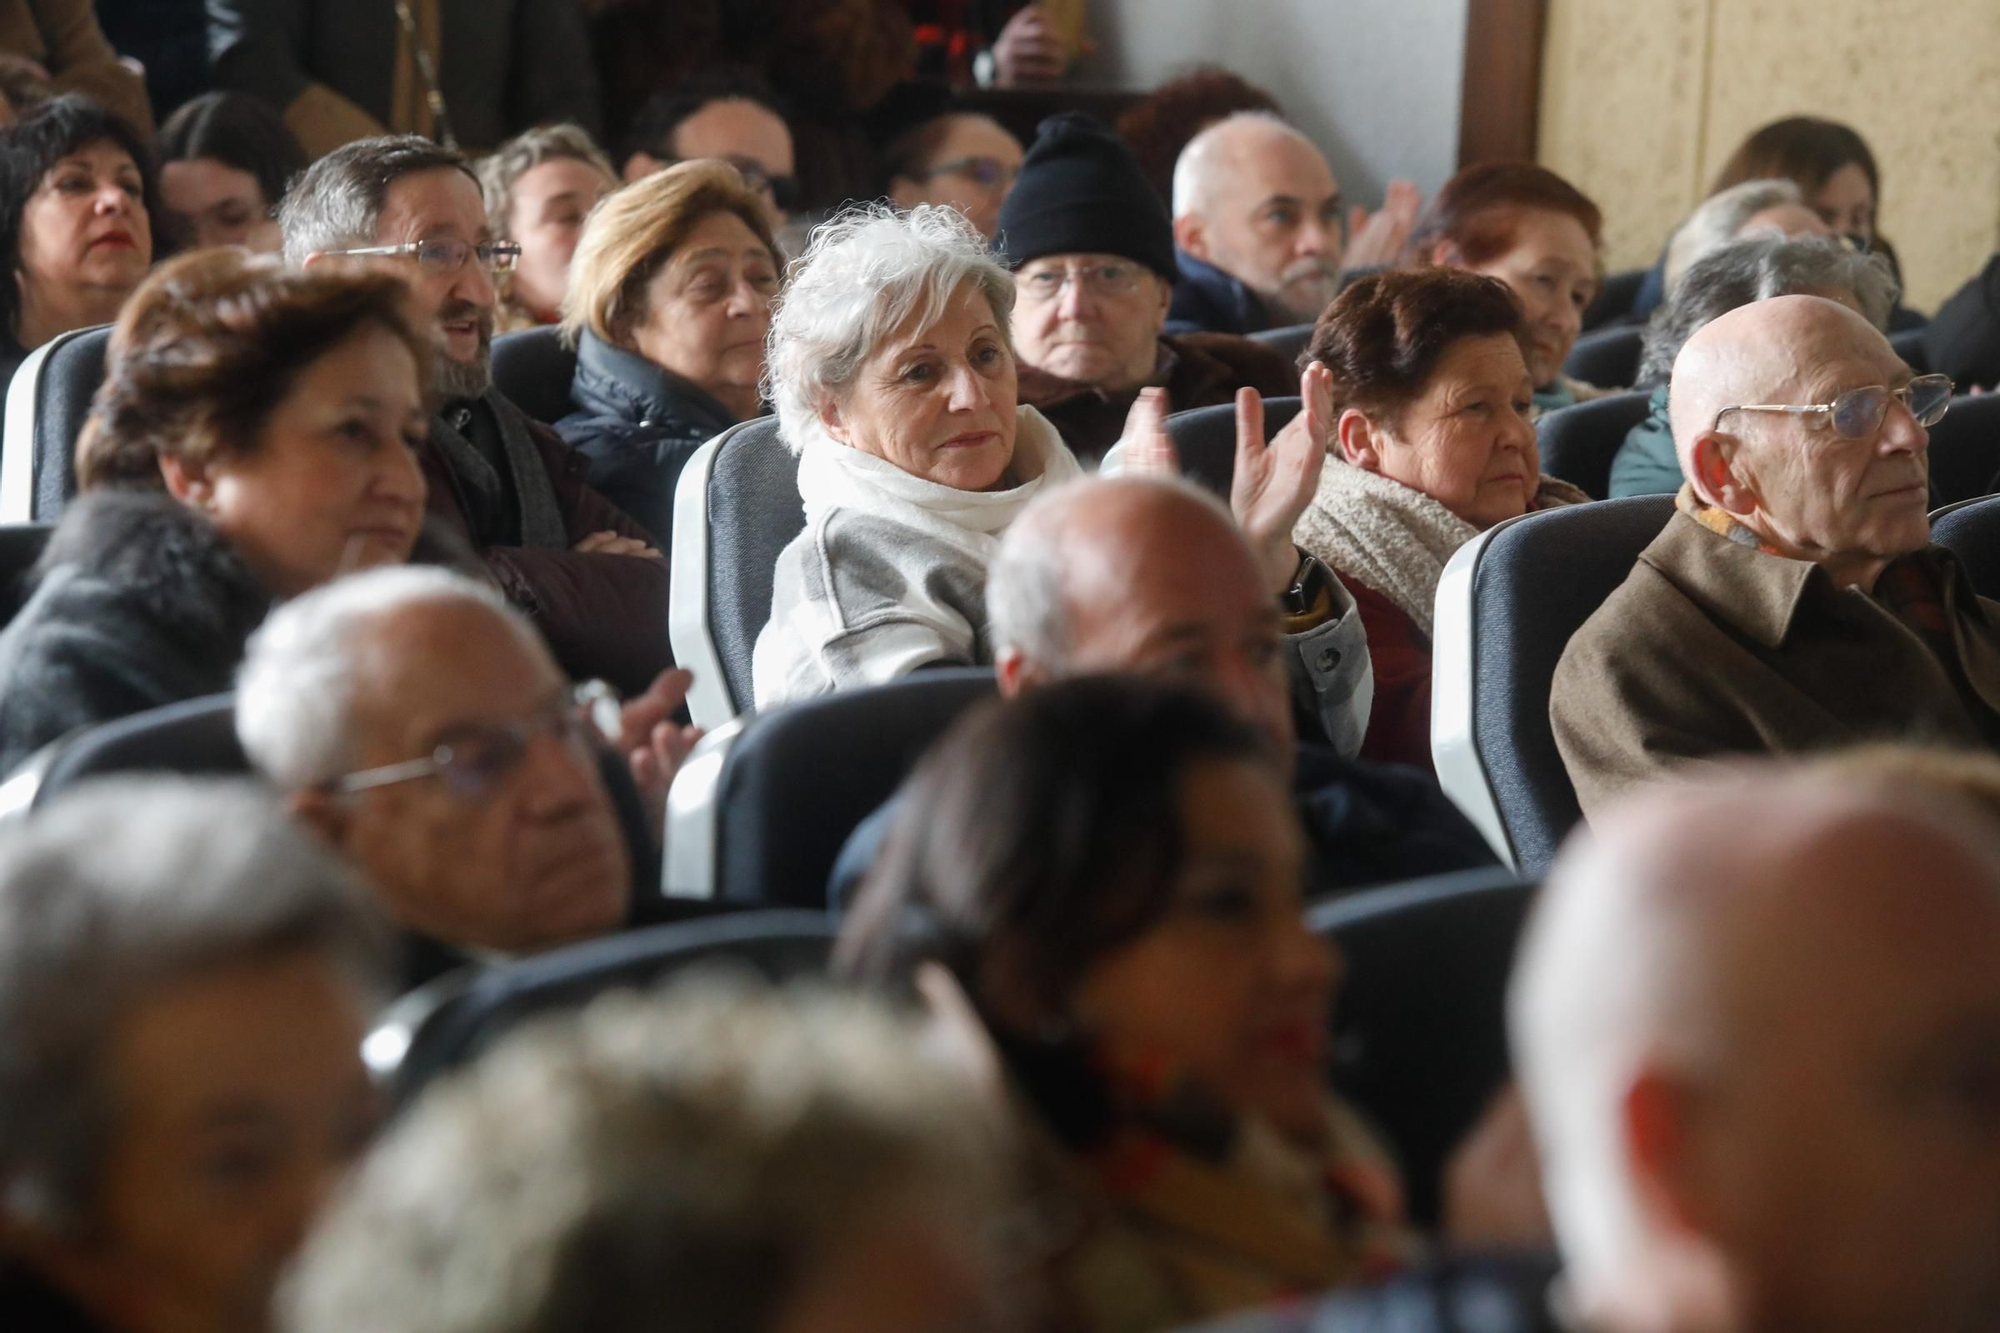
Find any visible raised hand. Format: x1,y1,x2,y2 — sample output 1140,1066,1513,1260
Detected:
1342,179,1424,272
1115,385,1180,475
1232,361,1334,594
992,5,1068,85
615,668,705,832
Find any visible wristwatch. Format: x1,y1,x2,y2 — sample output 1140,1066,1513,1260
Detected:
1278,551,1331,619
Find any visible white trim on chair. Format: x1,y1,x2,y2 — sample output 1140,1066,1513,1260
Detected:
1,336,58,523
660,715,746,900
1430,516,1526,870
668,428,735,730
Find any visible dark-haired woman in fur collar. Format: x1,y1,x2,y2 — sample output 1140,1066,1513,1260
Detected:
0,248,438,775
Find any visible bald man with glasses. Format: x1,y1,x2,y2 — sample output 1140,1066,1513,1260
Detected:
1554,293,1999,814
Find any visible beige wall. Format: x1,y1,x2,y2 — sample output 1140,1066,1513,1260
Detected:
1538,0,2000,313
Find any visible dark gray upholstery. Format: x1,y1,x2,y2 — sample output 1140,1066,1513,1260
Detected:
1890,326,1929,374
490,325,580,427
0,522,51,625
1925,394,2000,509
1561,324,1642,390
1580,267,1646,332
714,669,995,908
1932,494,2000,599
386,909,837,1101
702,416,804,716
31,692,246,810
1535,389,1650,500
1249,322,1313,363
1160,395,1300,498
25,325,110,522
1467,495,1676,873
1309,867,1534,1228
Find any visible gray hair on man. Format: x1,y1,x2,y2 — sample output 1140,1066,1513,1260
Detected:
987,472,1237,667
1660,177,1811,293
279,133,475,266
762,202,1014,457
282,978,1004,1333
1636,232,1899,388
0,777,391,1236
1170,110,1311,220
236,565,534,791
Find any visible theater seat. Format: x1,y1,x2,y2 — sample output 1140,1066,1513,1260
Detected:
1309,866,1535,1228
370,908,837,1102
489,325,580,427
1561,325,1642,390
663,668,995,908
1431,494,1676,873
1932,494,2000,599
1159,395,1300,498
668,415,803,728
2,325,110,523
0,522,52,626
1580,266,1646,332
1535,389,1650,499
1890,326,1929,374
1924,393,2000,509
1249,322,1313,363
0,692,246,818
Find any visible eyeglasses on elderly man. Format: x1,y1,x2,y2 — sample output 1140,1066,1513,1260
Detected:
1712,372,1953,439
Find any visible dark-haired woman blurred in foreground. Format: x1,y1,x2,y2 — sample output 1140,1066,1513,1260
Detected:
0,248,432,773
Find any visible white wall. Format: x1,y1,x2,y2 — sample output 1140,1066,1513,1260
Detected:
1078,0,1469,206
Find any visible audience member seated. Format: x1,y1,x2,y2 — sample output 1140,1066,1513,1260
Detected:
1512,768,2000,1333
206,0,602,159
996,112,1296,464
0,249,431,776
0,778,391,1333
1293,269,1586,771
284,981,1002,1333
878,97,1022,242
156,92,306,255
1610,233,1898,498
617,67,795,236
1115,64,1283,207
0,94,157,382
282,135,674,696
1406,163,1609,414
1553,295,1975,815
474,123,614,333
0,0,151,134
751,204,1082,707
832,475,1495,905
238,567,701,986
840,678,1544,1328
1168,111,1419,336
1659,178,1830,300
555,160,779,546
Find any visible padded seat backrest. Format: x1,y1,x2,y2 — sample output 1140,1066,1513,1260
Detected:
489,325,580,427
0,522,51,625
1310,867,1534,1227
31,694,246,810
1160,396,1300,498
1433,495,1676,872
668,416,803,727
1581,267,1646,332
1925,394,2000,509
1890,326,1929,374
665,669,996,908
1535,389,1650,499
1561,325,1642,389
1932,494,2000,598
1249,322,1313,363
2,325,110,523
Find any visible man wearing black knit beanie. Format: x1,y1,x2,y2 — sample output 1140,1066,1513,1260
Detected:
994,113,1296,465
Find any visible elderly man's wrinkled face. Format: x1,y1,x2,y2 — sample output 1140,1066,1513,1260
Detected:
39,950,377,1333
1180,125,1341,326
299,601,630,954
370,167,497,398
1010,252,1168,393
821,280,1019,492
1340,331,1540,530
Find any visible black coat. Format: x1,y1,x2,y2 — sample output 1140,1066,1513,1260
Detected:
2,1258,107,1333
0,492,270,777
554,330,741,552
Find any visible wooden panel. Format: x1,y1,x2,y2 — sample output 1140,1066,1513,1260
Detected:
1459,0,1551,165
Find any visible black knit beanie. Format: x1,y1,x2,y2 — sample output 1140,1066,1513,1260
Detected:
995,112,1178,281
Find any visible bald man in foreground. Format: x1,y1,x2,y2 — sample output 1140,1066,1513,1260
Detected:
1552,293,2000,814
1511,771,2000,1333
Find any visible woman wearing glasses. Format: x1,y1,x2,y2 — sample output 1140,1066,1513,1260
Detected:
881,106,1023,241
555,159,780,548
0,247,437,775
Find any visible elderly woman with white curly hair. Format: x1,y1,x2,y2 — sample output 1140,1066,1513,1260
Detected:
752,203,1084,709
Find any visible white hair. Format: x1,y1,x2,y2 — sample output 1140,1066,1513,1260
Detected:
762,203,1015,458
235,566,528,791
1170,110,1311,220
1662,178,1809,292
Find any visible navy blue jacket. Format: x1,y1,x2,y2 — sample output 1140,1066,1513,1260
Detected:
554,330,741,550
1166,248,1276,337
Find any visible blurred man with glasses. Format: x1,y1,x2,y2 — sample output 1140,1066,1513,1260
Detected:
994,113,1298,464
617,68,796,234
280,135,673,696
238,566,703,984
1555,293,1997,814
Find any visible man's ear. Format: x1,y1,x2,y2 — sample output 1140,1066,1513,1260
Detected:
1334,407,1383,470
1689,429,1757,516
289,787,353,852
157,452,211,508
1623,1068,1714,1236
622,152,661,184
995,647,1048,700
301,250,326,270
1171,212,1209,263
